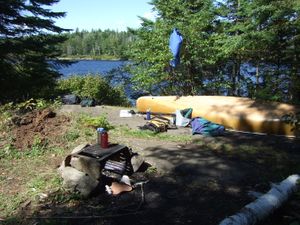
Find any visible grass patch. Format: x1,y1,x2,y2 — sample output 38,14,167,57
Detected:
63,130,80,142
83,129,95,138
58,113,116,147
112,126,192,143
0,144,23,160
0,140,64,160
49,113,100,149
26,173,62,197
0,154,65,218
0,141,67,219
0,193,24,218
0,108,116,220
75,115,100,141
49,190,82,204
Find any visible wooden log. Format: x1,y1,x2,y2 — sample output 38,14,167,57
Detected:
219,174,300,225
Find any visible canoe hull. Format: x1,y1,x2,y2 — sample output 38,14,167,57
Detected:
136,96,300,137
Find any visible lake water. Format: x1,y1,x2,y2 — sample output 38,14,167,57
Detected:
56,60,128,76
55,60,288,102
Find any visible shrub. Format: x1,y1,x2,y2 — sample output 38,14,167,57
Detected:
57,76,84,97
0,102,14,124
14,98,62,113
57,74,129,106
77,114,114,131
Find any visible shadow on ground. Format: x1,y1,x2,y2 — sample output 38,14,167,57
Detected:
4,131,300,225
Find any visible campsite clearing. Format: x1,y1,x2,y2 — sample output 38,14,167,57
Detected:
0,105,299,225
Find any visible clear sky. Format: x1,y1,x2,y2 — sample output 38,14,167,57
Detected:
51,0,156,32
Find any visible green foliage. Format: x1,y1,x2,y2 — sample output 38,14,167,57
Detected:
255,87,282,102
35,98,62,110
0,144,22,160
128,0,217,95
0,193,24,218
27,174,63,198
13,98,62,114
0,0,69,103
0,136,48,160
63,130,80,142
59,29,135,60
26,136,48,157
80,75,109,101
57,75,129,106
0,103,15,130
50,189,82,204
113,126,192,143
281,113,300,134
145,166,158,175
16,98,37,112
127,0,300,103
0,102,14,113
77,114,114,130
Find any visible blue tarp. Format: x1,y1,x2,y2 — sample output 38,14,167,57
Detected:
169,28,183,68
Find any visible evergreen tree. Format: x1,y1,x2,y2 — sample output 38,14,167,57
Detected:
214,0,300,102
127,0,300,101
128,0,217,95
254,0,300,103
59,29,134,60
0,0,68,102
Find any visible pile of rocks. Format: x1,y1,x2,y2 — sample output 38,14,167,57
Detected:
58,143,146,197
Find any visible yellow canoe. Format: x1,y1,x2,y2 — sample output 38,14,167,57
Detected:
136,96,300,137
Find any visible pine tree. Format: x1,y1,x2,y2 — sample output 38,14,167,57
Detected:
0,0,69,102
244,0,300,102
214,0,300,102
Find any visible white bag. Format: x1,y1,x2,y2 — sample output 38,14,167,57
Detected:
175,109,191,127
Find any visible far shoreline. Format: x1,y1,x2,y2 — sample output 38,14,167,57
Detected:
57,55,128,61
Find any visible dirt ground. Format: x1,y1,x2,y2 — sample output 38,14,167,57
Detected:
11,108,71,149
4,105,300,225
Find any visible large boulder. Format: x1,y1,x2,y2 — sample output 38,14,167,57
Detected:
58,144,101,197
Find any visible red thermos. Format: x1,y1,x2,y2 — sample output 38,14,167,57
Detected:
100,129,109,148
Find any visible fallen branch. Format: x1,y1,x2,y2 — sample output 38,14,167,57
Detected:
219,174,300,225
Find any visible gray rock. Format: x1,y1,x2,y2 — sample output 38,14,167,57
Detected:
61,166,99,197
70,155,101,180
131,154,144,172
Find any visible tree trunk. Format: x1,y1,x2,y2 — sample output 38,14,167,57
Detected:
255,62,259,96
231,62,236,96
236,60,241,96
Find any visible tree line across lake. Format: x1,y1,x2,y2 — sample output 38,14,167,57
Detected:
1,0,300,105
59,29,134,60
